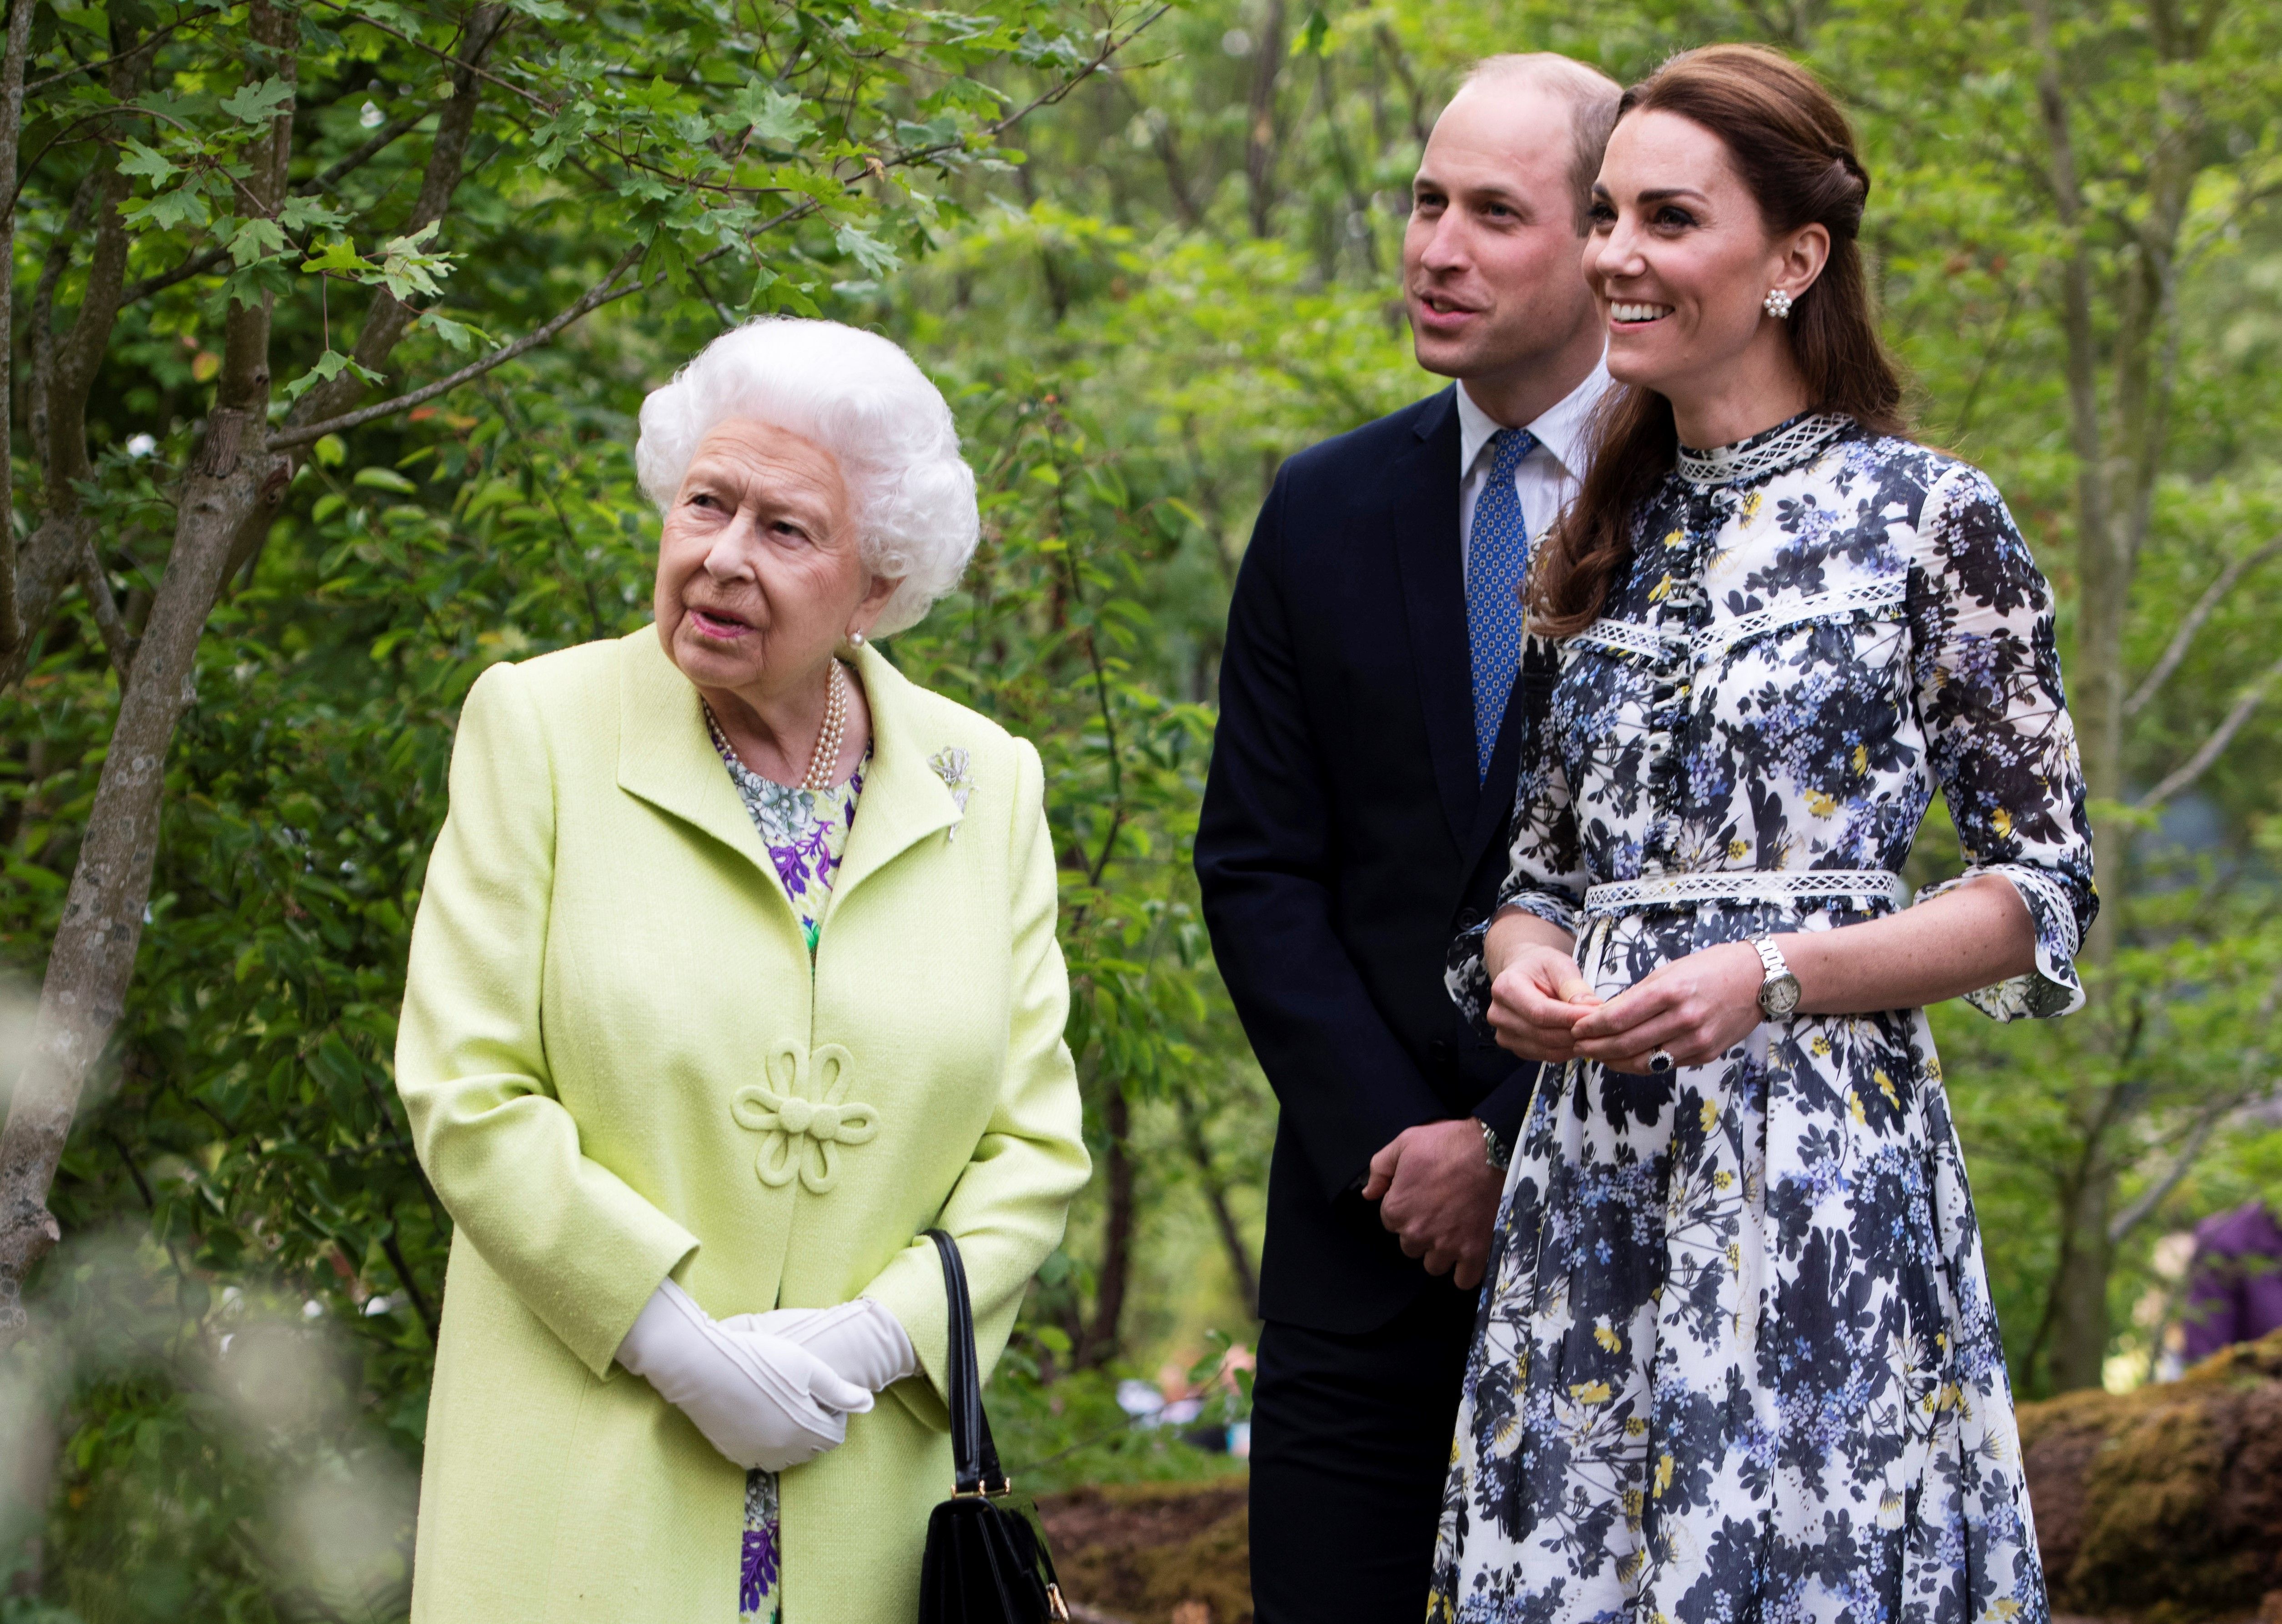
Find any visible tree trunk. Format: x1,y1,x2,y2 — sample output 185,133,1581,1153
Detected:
1242,0,1286,239
2046,1169,2117,1393
1178,1091,1258,1322
1078,1082,1135,1369
0,1,295,1341
0,414,282,1335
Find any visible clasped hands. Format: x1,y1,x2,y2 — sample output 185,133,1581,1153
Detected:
1488,938,1765,1073
615,1279,918,1472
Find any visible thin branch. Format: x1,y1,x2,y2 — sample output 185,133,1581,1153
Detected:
2109,962,2282,1244
269,239,648,448
379,1226,437,1343
269,4,1161,451
0,0,34,654
125,107,432,304
304,0,549,111
21,15,191,94
2135,649,2282,809
281,5,511,434
27,171,96,468
76,537,135,676
2107,1093,2237,1243
2125,535,2282,717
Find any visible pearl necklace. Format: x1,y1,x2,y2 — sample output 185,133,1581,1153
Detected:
800,659,849,793
702,659,849,794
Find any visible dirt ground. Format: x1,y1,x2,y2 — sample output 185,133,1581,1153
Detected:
1036,1480,1251,1624
1038,1333,2282,1624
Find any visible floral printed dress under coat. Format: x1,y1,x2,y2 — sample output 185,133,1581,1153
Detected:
705,705,867,1624
1431,414,2095,1624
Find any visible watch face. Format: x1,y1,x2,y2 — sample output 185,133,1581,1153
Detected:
1761,973,1803,1019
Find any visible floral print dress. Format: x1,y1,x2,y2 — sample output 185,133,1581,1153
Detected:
1431,414,2095,1624
705,704,867,1624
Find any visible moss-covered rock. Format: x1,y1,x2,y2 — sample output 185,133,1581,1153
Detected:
2020,1328,2282,1622
1037,1480,1252,1624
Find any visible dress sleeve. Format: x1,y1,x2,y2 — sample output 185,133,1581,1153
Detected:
1905,463,2098,1020
1447,666,1589,1028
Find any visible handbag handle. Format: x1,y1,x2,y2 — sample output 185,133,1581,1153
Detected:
923,1228,1010,1496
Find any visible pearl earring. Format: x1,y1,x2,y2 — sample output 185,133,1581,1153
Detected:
847,628,865,648
1763,288,1794,320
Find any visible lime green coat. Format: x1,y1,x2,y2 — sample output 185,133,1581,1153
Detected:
396,628,1090,1624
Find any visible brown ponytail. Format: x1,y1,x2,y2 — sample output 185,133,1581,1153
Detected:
1531,45,1906,638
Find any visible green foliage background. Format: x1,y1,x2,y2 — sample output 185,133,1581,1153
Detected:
1,0,2279,1616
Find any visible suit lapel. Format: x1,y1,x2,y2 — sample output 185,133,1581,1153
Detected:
1389,388,1476,852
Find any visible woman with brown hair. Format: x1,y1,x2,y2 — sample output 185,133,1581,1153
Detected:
1429,45,2088,1623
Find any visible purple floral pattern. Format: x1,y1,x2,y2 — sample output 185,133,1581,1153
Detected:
740,1469,781,1622
705,707,866,957
708,717,867,1622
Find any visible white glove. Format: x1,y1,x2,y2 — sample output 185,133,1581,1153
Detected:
616,1279,874,1471
724,1297,920,1393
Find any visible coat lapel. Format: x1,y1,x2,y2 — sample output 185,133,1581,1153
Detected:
822,643,961,907
615,634,963,909
615,628,778,879
1389,388,1477,852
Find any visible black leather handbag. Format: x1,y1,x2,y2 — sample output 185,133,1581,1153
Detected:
916,1229,1070,1624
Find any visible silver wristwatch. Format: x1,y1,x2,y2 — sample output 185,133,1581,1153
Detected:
1478,1117,1511,1172
1748,932,1802,1020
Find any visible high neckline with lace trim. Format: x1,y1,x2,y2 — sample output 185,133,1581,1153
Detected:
1677,411,1853,487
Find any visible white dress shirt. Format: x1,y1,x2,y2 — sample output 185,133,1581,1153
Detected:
1455,359,1613,587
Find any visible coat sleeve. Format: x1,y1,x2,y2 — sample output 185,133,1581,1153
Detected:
1194,469,1453,1202
860,735,1091,1426
396,659,699,1379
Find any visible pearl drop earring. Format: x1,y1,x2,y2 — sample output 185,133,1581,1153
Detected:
1763,288,1794,320
847,628,865,648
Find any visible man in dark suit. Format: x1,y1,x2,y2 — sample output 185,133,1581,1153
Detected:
1195,54,1621,1621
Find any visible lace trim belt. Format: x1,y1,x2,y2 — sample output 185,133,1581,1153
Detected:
1568,578,1906,668
1582,868,1910,918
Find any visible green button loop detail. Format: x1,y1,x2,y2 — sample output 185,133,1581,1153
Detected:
731,1043,880,1194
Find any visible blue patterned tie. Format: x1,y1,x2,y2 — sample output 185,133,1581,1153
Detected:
1466,427,1537,781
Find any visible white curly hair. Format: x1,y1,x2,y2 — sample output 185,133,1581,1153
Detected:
635,317,980,638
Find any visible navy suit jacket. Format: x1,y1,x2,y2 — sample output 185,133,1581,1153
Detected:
1196,387,1548,1335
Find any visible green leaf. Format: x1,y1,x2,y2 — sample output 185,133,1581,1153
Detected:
415,310,479,352
227,216,288,268
141,184,211,231
728,84,813,146
832,222,900,277
281,348,385,403
278,196,349,234
313,434,348,468
219,76,295,125
119,139,174,183
352,466,418,493
302,237,368,276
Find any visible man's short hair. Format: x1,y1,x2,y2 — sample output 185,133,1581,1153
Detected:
1456,54,1623,232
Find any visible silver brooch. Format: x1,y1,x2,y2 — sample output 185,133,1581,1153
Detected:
927,747,973,840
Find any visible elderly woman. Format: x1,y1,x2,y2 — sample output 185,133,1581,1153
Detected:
395,317,1090,1624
